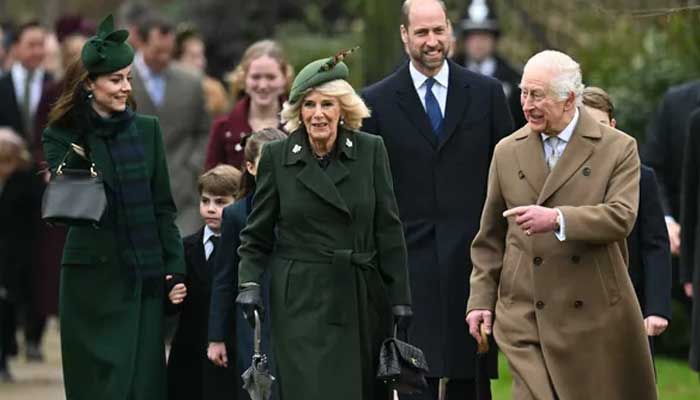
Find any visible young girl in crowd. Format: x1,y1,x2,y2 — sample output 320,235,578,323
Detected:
207,128,286,400
203,40,293,169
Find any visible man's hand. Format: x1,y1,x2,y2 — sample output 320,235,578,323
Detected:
466,309,492,345
666,220,681,256
644,316,669,337
684,282,693,298
503,205,559,236
207,342,228,367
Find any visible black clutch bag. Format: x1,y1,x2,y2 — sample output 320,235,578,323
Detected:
41,147,107,227
376,326,429,395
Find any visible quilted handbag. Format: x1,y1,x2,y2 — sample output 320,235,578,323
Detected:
376,328,429,394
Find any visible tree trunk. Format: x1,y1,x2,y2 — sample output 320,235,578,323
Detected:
363,0,403,85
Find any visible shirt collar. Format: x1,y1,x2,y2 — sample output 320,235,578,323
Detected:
11,62,44,82
202,225,219,245
540,107,579,143
409,60,449,92
134,52,159,79
467,56,496,76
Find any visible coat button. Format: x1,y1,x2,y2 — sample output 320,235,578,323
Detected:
518,170,525,179
571,255,580,264
582,167,591,176
533,257,543,266
574,300,584,308
536,301,545,309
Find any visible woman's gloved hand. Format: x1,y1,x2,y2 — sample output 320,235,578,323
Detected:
392,304,413,333
236,284,264,327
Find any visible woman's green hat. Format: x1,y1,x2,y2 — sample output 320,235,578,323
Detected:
288,47,359,104
81,15,134,75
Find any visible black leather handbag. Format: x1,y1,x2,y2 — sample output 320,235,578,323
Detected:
376,326,429,394
41,147,107,227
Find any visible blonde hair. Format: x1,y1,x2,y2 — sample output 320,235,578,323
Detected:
225,40,294,101
0,128,32,169
280,79,371,133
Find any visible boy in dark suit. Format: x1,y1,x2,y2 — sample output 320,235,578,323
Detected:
582,87,672,343
166,164,241,400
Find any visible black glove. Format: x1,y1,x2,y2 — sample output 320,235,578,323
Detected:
236,284,264,328
392,304,413,334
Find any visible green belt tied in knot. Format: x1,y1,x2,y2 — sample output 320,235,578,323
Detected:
275,243,378,325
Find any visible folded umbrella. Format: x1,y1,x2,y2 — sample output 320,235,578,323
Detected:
242,310,276,400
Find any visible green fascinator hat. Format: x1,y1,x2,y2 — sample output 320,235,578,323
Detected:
81,14,134,75
288,47,359,104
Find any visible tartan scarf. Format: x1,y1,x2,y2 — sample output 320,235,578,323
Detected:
89,107,164,281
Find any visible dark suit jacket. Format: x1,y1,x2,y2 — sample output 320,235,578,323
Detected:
627,165,672,320
681,108,700,370
167,229,238,400
361,59,513,378
0,71,52,144
643,80,700,221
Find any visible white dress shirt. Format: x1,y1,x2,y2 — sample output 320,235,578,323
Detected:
539,107,580,241
11,62,45,117
202,225,220,261
409,60,449,117
467,56,497,77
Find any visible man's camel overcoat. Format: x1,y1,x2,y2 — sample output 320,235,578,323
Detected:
467,108,657,399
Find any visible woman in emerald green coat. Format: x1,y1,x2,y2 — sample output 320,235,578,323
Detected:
235,54,412,400
41,16,185,400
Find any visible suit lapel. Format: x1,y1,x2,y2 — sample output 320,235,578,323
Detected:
537,109,600,205
187,229,208,283
395,64,438,148
285,131,351,216
514,128,547,197
132,68,157,112
438,60,470,150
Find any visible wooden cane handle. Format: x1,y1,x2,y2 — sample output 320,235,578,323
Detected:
477,323,489,354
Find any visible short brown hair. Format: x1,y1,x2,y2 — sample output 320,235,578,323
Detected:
401,0,448,28
582,86,614,121
198,165,241,196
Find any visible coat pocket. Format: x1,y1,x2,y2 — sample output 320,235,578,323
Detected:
498,247,523,306
593,247,621,305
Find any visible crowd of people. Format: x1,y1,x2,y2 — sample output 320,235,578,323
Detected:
0,0,699,399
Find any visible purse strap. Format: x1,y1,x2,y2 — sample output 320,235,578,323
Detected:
55,146,98,177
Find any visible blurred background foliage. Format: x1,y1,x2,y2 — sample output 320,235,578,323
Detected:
2,0,700,354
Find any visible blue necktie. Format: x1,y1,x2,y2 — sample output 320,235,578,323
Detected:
424,78,443,136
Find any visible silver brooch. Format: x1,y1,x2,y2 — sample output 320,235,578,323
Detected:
225,131,231,138
234,143,242,152
346,138,353,148
292,144,302,154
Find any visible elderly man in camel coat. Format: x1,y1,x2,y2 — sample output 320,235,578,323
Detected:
466,50,657,399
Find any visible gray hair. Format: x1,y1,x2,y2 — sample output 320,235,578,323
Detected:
524,50,584,106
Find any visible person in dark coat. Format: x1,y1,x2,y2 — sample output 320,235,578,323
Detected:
0,128,40,381
451,0,526,129
166,165,241,400
204,40,293,170
361,1,513,398
680,107,700,372
582,87,672,346
644,79,700,312
208,128,286,400
42,15,186,400
235,53,412,400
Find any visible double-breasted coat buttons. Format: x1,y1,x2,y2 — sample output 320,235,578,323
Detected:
536,301,545,309
574,300,584,308
533,257,543,266
582,167,591,176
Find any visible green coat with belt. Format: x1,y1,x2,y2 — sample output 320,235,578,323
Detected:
42,114,185,400
238,127,411,400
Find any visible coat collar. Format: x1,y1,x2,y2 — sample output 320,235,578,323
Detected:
283,127,355,216
514,107,601,204
394,59,471,149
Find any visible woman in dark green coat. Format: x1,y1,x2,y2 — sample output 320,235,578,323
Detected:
235,53,412,400
41,16,185,400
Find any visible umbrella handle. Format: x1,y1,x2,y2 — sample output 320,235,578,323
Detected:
476,323,489,354
254,309,262,356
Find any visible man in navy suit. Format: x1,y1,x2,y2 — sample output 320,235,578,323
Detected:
582,87,671,343
362,1,513,398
